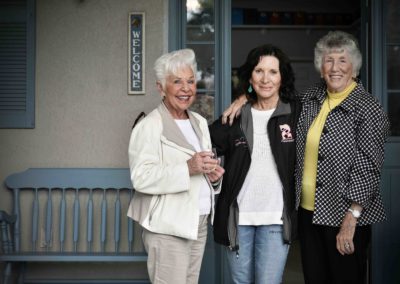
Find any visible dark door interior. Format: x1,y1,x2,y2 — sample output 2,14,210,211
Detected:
230,1,361,283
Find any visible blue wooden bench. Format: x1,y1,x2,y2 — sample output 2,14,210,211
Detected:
0,168,149,284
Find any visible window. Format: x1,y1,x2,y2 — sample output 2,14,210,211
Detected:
186,0,216,123
0,0,35,128
169,0,231,124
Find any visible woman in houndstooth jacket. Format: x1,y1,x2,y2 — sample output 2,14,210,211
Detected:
294,31,389,284
221,31,390,284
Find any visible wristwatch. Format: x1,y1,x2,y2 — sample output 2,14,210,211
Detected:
348,208,361,218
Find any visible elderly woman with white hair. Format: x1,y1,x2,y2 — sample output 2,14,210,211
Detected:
127,48,224,284
294,30,389,284
222,31,389,284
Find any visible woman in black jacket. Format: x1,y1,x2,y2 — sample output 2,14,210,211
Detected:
209,44,301,284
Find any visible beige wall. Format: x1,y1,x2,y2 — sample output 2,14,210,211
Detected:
0,0,166,207
0,0,167,279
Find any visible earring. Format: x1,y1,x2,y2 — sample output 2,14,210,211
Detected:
248,85,253,93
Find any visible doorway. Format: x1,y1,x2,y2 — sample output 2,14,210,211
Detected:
175,1,397,283
230,1,361,283
231,0,361,98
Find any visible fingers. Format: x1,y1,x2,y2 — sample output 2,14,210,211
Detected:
222,96,247,125
228,103,240,126
231,108,241,125
336,213,357,255
187,153,203,176
222,106,237,126
229,98,245,125
203,156,219,172
197,151,214,158
336,237,354,255
206,165,225,182
222,106,234,125
187,151,220,176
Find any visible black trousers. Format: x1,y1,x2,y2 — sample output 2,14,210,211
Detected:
298,207,371,284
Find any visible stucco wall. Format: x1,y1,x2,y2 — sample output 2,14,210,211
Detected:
0,0,167,279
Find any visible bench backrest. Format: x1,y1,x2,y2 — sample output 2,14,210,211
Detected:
4,168,143,254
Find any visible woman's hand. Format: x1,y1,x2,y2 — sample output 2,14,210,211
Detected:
187,151,219,176
206,161,225,183
222,94,248,125
336,212,357,255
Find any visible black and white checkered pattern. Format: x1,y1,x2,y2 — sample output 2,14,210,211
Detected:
295,80,390,226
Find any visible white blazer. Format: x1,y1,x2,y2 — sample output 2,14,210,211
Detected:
127,103,219,240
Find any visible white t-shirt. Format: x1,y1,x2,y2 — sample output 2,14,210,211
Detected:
237,108,284,225
175,119,211,215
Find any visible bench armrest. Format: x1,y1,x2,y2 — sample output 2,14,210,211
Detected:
0,210,16,224
0,210,17,254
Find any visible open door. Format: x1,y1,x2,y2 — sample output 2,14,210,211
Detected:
231,1,361,283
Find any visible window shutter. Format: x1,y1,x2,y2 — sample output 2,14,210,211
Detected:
0,0,35,128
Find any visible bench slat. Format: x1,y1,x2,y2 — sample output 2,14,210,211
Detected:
32,189,39,251
60,189,66,251
115,190,121,252
100,190,107,252
73,190,79,252
45,189,53,251
5,168,133,189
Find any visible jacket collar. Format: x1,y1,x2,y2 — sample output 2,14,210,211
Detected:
240,98,292,154
241,98,292,123
311,78,365,112
271,99,292,117
157,102,203,151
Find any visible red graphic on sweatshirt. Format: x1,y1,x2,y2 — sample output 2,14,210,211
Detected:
279,124,294,142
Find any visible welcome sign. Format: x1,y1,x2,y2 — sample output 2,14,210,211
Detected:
128,12,145,94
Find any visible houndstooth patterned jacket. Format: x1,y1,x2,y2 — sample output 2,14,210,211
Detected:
295,79,390,227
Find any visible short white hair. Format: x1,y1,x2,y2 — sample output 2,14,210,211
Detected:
314,31,362,76
154,49,197,88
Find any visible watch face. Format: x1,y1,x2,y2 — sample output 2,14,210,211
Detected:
349,208,361,218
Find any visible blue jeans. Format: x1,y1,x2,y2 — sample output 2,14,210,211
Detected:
226,225,289,284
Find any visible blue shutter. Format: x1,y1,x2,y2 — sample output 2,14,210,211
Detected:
0,0,35,128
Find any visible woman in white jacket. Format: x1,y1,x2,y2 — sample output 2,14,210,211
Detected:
127,49,224,284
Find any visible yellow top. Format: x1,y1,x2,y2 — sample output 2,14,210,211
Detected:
300,81,357,211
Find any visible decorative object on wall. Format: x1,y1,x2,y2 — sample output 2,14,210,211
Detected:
128,12,145,95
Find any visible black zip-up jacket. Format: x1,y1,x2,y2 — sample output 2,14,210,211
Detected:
209,98,301,250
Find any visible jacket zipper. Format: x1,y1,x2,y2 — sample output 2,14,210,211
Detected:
227,119,253,258
227,204,240,258
233,202,239,258
267,113,292,243
227,202,238,250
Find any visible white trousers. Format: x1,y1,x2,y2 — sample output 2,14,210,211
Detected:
142,215,208,284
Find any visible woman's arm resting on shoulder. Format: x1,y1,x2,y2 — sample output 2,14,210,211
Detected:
222,94,248,125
